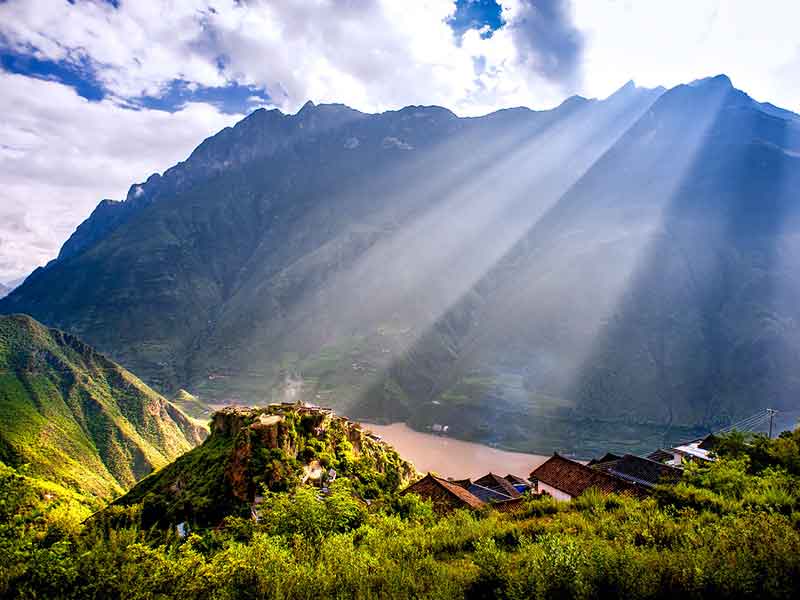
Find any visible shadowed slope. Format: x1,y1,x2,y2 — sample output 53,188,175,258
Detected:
3,78,797,456
353,76,800,455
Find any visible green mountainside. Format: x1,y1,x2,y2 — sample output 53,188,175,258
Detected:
171,388,211,420
0,314,207,499
2,426,800,598
3,76,800,455
110,404,415,527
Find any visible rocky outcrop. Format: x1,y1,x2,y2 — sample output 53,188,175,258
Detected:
111,403,417,527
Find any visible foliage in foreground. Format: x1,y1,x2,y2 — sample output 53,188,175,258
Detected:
2,429,800,599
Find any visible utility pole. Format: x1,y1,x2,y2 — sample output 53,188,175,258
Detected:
767,408,778,439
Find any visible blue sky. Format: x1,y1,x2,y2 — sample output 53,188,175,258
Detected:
0,0,798,282
0,48,272,113
0,0,509,115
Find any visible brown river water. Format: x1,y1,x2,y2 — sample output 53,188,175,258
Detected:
360,422,549,480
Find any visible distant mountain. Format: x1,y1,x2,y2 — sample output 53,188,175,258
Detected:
3,75,799,455
0,276,26,300
171,388,211,419
0,315,207,498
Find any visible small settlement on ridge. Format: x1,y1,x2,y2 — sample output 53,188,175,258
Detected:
400,434,718,513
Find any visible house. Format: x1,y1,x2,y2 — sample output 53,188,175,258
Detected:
591,454,682,489
647,434,718,466
529,453,646,501
473,473,523,499
401,473,485,513
491,497,527,513
466,482,515,503
504,473,532,493
587,452,622,467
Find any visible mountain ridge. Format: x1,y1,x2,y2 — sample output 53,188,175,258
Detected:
0,314,207,498
3,75,799,455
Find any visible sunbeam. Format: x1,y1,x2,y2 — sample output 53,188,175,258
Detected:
196,83,663,411
352,76,736,453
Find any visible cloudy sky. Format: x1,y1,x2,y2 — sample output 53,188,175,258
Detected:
0,0,798,282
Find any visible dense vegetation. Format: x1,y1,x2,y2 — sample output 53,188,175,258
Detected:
109,406,415,528
2,428,798,599
6,76,800,456
0,315,206,498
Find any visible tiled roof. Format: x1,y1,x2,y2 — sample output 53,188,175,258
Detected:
646,449,674,464
530,454,644,498
450,478,473,489
587,452,622,467
432,475,486,509
402,474,486,510
491,497,526,513
594,454,682,488
474,473,522,498
468,483,514,503
504,474,529,487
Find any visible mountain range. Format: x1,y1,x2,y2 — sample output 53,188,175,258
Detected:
2,74,799,455
0,314,206,498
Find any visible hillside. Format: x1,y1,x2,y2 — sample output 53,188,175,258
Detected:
3,427,800,598
171,388,211,420
0,314,207,498
110,403,415,527
2,75,800,455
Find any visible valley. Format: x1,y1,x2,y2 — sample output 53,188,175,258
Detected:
3,75,799,457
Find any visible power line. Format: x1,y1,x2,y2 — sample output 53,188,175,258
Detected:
767,408,778,439
714,410,771,434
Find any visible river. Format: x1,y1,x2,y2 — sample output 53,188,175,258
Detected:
360,422,549,480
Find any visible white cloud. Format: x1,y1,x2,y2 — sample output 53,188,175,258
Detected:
0,72,240,281
1,0,799,280
0,0,574,114
574,0,800,113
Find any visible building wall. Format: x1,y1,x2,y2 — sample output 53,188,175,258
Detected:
537,482,573,501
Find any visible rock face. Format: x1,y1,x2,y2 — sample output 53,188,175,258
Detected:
0,314,207,499
4,76,800,456
113,404,416,527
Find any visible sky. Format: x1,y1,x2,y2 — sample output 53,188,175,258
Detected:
0,0,798,283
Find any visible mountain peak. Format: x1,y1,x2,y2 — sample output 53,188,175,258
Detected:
689,73,733,89
297,99,316,115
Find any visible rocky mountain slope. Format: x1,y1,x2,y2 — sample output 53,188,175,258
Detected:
2,75,799,455
0,314,207,498
109,404,415,527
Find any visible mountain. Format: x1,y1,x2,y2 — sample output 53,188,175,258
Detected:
108,404,415,527
0,314,207,498
2,75,799,455
171,388,211,419
0,277,26,300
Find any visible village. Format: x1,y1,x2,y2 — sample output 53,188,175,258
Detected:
399,434,717,513
251,401,720,516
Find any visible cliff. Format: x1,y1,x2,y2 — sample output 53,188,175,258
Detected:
111,403,416,527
